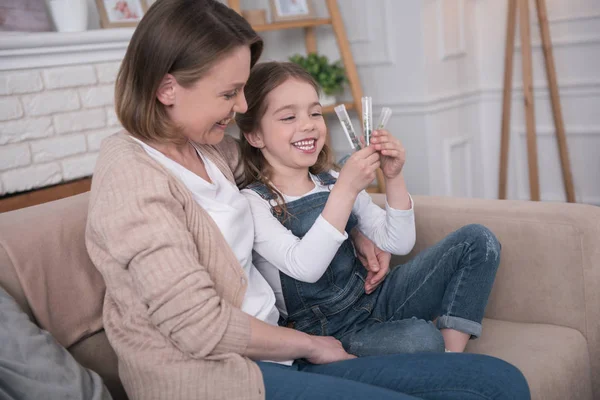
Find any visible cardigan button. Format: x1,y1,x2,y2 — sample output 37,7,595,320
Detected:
240,277,247,285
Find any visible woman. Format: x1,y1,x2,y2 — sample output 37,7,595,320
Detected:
85,0,530,399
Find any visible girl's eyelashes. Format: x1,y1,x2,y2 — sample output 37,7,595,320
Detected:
223,89,238,100
279,111,322,121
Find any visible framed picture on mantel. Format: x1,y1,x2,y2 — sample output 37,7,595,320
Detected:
269,0,314,22
96,0,147,28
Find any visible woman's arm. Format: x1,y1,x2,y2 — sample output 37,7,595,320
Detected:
245,318,354,364
87,164,253,358
88,161,354,364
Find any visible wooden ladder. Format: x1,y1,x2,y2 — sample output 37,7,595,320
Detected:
228,0,386,193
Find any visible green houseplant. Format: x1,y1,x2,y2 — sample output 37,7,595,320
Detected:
289,53,347,105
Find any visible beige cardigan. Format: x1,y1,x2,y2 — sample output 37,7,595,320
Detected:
85,132,264,400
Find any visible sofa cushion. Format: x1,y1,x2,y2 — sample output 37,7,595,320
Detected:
467,318,592,400
0,286,112,400
0,192,105,348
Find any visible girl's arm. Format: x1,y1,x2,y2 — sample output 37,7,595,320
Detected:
329,169,416,256
338,129,417,255
242,147,381,283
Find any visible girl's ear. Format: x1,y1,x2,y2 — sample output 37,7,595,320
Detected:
156,74,177,106
244,130,265,149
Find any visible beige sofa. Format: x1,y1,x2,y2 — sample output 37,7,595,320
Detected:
0,191,598,400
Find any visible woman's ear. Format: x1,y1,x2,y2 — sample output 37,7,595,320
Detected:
156,74,177,106
244,131,265,149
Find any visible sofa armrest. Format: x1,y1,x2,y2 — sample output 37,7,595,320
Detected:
371,194,600,375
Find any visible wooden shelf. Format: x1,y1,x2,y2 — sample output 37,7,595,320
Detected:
323,101,354,115
252,18,332,33
0,177,91,213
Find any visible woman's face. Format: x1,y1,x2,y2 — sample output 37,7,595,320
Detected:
164,46,251,145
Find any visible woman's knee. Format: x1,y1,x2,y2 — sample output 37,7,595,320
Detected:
472,355,531,399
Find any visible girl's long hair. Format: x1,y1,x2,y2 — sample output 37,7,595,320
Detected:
236,62,334,219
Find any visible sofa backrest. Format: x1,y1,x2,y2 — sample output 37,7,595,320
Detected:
0,192,106,348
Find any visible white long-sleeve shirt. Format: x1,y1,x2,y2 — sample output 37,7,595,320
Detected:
241,171,415,317
132,137,291,365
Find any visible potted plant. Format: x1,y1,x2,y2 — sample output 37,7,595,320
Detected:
289,53,347,106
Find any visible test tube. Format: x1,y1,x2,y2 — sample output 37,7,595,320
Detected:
362,96,373,145
335,104,362,151
376,107,393,130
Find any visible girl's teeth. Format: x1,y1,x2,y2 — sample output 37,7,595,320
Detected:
293,139,315,151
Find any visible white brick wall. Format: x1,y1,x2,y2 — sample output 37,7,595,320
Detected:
0,144,31,172
0,62,124,196
79,85,114,108
53,109,106,134
95,62,121,84
30,134,87,163
62,153,99,180
0,97,23,121
0,117,54,145
87,128,118,151
0,71,43,95
2,163,62,194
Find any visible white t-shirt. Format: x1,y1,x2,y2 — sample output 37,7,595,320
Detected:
241,171,416,317
132,137,291,364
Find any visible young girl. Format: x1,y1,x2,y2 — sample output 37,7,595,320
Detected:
237,61,500,356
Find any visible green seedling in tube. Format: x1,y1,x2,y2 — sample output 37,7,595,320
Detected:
377,107,393,130
362,96,373,145
335,104,362,150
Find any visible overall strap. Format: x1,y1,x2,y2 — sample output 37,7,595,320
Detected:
314,171,337,186
245,181,277,201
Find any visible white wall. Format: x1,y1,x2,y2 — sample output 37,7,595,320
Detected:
246,0,600,204
475,0,600,204
0,0,598,203
0,62,121,194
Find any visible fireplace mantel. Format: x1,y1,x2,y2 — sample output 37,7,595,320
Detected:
0,28,135,71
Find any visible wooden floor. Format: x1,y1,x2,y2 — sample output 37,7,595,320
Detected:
0,177,92,213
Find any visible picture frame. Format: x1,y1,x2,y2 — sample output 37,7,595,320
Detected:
95,0,148,28
269,0,314,22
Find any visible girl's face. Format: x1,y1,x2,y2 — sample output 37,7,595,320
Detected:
255,78,327,172
160,46,250,145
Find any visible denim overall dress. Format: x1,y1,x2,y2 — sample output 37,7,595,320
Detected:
246,172,373,339
247,173,500,357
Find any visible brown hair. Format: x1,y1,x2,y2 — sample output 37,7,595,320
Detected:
236,61,334,218
115,0,263,143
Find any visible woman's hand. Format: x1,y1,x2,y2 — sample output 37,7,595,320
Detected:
364,247,391,294
351,229,391,294
370,129,405,180
306,335,356,364
336,146,380,196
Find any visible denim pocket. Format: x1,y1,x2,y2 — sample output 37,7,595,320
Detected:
295,306,328,336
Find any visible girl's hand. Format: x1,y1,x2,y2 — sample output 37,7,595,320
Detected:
370,129,406,180
336,146,380,195
306,335,356,364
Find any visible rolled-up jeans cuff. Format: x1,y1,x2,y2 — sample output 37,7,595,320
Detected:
436,315,482,339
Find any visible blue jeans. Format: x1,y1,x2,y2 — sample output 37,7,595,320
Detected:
258,353,530,399
247,176,500,356
337,223,501,356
